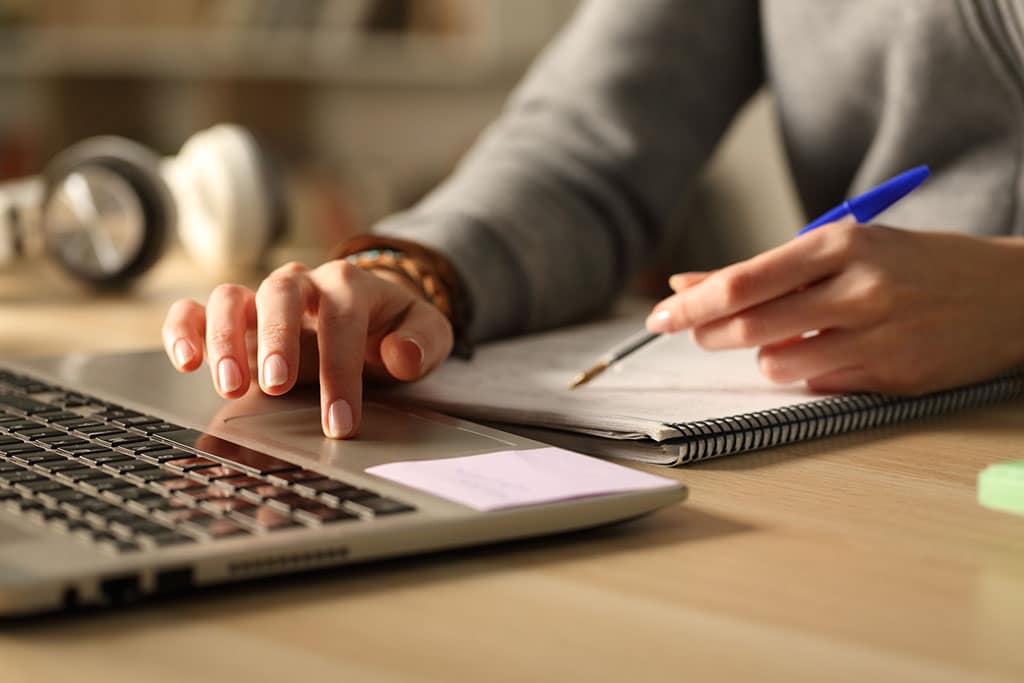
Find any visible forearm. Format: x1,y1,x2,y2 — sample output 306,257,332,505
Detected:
375,0,763,343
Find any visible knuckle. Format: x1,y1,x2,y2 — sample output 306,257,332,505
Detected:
318,306,361,330
689,327,713,350
848,271,895,320
732,315,763,346
257,272,299,299
876,362,932,396
817,223,861,262
757,350,790,383
320,259,365,288
718,270,753,308
276,260,307,276
210,283,248,305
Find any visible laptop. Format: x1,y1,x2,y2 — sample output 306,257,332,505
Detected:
0,350,685,617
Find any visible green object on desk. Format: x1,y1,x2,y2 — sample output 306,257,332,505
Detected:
978,460,1024,517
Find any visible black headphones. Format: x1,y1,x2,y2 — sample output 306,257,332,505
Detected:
0,123,285,287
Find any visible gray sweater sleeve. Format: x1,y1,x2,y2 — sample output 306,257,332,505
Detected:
374,0,763,342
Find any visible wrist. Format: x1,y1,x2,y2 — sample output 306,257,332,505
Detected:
333,235,473,358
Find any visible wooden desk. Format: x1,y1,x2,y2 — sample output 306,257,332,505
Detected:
1,254,1023,683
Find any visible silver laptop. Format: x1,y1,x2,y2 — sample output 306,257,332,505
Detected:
0,350,685,617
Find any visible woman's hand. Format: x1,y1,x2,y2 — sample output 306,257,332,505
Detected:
646,223,1024,395
161,260,454,439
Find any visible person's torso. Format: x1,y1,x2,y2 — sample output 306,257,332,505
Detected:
764,0,1024,235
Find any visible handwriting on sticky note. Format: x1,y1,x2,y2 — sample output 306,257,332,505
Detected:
365,447,677,511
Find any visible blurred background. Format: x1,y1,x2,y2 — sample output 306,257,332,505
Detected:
0,0,801,354
0,0,582,254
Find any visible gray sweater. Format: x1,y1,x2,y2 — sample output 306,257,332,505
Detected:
376,0,1024,343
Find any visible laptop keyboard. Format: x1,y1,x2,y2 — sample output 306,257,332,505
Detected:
0,369,415,555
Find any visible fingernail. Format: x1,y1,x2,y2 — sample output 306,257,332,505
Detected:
402,336,425,371
327,399,353,438
262,353,288,388
173,339,194,368
217,358,242,393
646,309,674,334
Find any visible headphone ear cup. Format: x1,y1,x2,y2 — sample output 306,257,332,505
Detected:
40,136,173,285
168,124,281,274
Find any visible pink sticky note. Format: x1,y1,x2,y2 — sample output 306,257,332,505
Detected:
365,447,676,511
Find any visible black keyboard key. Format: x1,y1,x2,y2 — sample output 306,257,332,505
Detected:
293,478,360,498
0,469,44,484
213,475,265,493
119,440,169,454
190,465,245,483
265,493,310,513
37,411,80,423
0,444,46,459
0,394,56,415
79,476,135,494
175,484,234,503
56,418,101,429
159,430,297,475
182,515,248,539
152,477,205,494
125,468,178,484
37,435,88,448
96,434,149,449
0,436,21,446
124,494,174,514
138,532,195,548
100,459,157,474
14,478,66,495
56,467,111,483
9,450,63,465
238,484,290,503
135,448,192,464
229,504,298,531
112,415,161,428
38,488,89,507
83,504,125,528
266,469,326,487
74,424,124,437
139,422,185,435
153,505,211,526
35,459,89,474
61,443,116,456
0,420,43,433
23,428,64,440
291,499,357,526
345,496,415,517
163,456,218,473
77,451,129,465
200,496,255,516
319,487,376,507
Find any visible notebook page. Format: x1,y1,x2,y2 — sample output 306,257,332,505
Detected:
380,307,828,442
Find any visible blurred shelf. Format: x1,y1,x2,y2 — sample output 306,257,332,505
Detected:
0,28,534,86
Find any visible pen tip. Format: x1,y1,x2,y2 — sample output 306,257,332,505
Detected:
567,361,609,390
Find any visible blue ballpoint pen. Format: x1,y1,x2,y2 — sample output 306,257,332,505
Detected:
568,164,932,389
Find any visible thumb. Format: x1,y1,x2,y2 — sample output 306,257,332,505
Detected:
668,271,711,292
379,297,454,381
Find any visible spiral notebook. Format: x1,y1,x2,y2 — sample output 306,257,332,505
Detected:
381,307,1024,465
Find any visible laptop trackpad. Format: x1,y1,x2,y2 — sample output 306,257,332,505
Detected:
219,401,519,471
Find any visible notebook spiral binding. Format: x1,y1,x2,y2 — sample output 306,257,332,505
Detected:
668,371,1024,464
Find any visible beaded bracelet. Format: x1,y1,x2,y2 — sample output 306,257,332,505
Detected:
335,235,473,358
344,247,453,322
